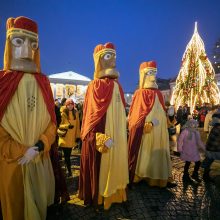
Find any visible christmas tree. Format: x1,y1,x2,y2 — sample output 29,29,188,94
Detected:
171,22,220,112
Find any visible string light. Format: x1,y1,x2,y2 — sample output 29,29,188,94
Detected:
170,22,220,112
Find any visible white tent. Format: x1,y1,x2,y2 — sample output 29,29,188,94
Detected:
49,71,91,85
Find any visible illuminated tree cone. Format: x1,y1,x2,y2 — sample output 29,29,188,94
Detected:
171,22,220,112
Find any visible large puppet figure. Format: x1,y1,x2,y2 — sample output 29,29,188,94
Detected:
79,42,129,210
128,61,174,188
0,17,56,220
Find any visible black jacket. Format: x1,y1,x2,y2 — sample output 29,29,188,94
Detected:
206,123,220,152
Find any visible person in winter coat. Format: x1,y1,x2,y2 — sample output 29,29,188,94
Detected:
177,119,205,182
58,98,81,176
199,108,207,128
167,105,179,153
202,111,220,181
60,97,67,113
204,105,218,135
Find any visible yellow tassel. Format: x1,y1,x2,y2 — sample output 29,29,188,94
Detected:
143,122,153,133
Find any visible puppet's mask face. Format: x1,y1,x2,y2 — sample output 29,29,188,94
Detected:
98,51,119,79
100,52,116,69
142,69,158,89
10,35,38,72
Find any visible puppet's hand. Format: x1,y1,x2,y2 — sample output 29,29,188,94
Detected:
151,118,159,126
104,138,113,148
17,146,39,165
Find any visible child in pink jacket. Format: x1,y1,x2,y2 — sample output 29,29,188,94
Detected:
177,119,205,182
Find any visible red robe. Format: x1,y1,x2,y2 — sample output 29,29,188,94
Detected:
128,88,166,183
79,78,125,206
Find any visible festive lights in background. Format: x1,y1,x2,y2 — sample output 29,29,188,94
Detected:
170,22,220,112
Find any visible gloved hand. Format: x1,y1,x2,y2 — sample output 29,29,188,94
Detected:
151,118,159,126
69,124,74,129
104,138,114,148
18,146,39,165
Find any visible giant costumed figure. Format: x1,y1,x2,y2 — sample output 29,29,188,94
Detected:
0,17,56,220
128,61,174,188
79,42,129,210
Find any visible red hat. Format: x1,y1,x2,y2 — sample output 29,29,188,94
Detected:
139,61,157,72
94,42,116,57
65,98,74,106
139,61,157,88
6,16,38,39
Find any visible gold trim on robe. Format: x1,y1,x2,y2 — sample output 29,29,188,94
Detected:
98,81,129,209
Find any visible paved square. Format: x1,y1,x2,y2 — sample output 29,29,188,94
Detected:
47,152,220,220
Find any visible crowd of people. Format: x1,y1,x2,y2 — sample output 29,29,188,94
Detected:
55,97,220,185
165,102,220,182
55,86,220,191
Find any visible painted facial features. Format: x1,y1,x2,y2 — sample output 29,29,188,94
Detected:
10,35,38,60
9,35,38,72
100,52,116,69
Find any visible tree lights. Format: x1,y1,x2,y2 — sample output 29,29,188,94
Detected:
171,22,220,112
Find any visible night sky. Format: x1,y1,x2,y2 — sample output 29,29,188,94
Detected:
0,0,220,92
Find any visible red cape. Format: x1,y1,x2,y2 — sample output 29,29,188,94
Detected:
81,78,125,140
0,70,56,125
79,78,125,206
128,88,165,183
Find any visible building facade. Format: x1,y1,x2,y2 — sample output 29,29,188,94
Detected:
49,71,91,102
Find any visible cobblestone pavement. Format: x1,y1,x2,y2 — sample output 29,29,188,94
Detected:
47,152,220,220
